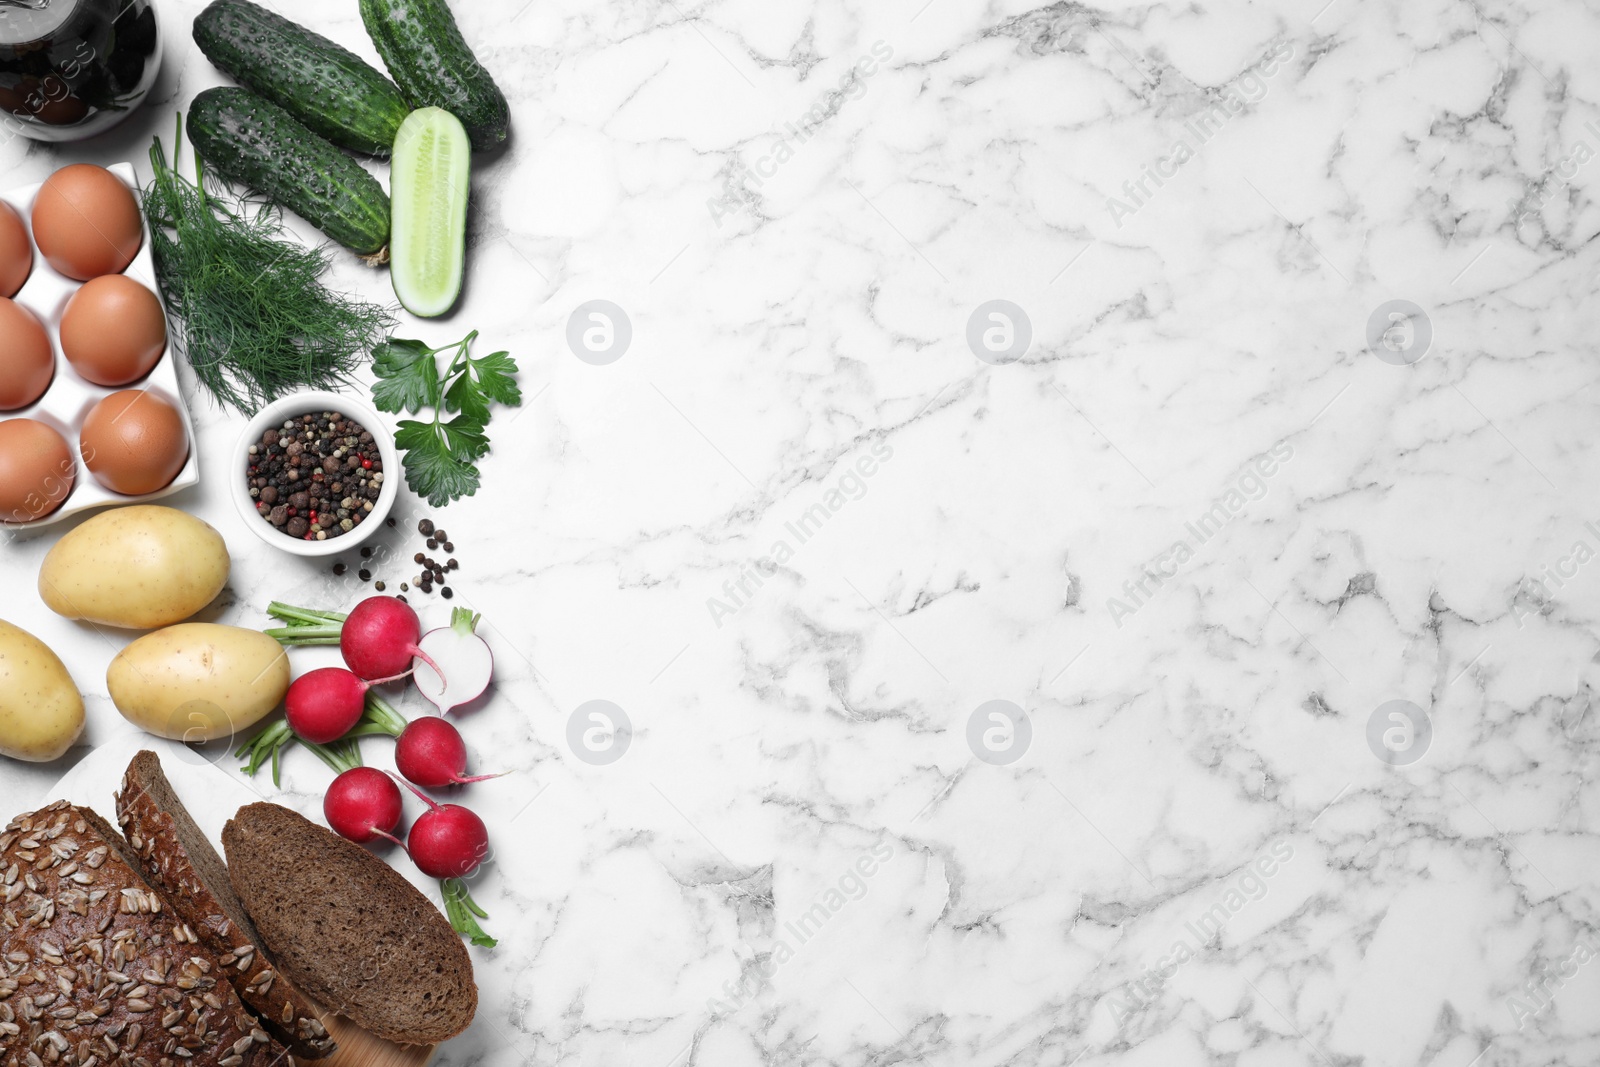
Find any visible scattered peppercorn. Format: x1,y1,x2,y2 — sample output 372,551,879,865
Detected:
391,518,469,597
332,563,346,576
358,568,371,581
374,581,386,592
360,547,373,559
386,517,396,528
441,587,453,599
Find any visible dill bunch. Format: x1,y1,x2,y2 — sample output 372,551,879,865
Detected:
142,120,395,415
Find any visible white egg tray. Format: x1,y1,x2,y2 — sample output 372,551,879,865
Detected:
2,161,198,529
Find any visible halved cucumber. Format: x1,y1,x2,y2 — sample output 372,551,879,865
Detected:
390,107,470,317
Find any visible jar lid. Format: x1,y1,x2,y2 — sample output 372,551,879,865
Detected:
0,1,82,47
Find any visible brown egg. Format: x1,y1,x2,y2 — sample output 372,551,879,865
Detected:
0,202,30,297
59,274,167,386
31,163,143,281
0,418,75,523
0,298,54,411
79,390,189,496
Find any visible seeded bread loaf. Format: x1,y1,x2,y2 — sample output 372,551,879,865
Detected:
0,802,288,1067
116,752,336,1059
222,803,476,1046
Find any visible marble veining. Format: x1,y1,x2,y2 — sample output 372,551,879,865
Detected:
5,0,1600,1063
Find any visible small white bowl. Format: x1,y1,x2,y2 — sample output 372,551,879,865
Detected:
232,391,399,558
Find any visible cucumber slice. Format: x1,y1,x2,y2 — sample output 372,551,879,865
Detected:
390,107,470,318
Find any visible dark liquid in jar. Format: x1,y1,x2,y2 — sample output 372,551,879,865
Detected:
0,0,161,141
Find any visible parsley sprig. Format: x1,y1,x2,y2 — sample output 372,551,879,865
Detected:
371,331,521,507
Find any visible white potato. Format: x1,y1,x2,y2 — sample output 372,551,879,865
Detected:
39,506,230,630
0,618,85,762
108,624,289,742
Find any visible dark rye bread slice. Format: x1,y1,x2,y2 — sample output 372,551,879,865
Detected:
116,751,336,1059
222,803,476,1046
0,801,290,1067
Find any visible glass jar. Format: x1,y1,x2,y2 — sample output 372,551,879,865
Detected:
0,0,162,142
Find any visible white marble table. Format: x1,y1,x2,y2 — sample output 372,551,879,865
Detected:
5,0,1600,1064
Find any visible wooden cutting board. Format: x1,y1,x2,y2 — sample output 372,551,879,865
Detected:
322,1014,435,1067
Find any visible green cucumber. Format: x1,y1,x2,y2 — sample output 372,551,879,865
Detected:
188,87,391,257
193,0,410,157
390,107,470,317
358,0,509,152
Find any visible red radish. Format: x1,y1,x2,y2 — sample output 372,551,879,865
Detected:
412,608,493,714
396,717,502,788
340,596,445,686
392,775,491,879
324,768,404,846
285,666,413,744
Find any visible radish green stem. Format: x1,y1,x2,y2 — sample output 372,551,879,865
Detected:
264,628,343,646
268,602,349,625
264,602,351,646
238,695,398,782
441,878,496,947
343,723,399,739
237,719,361,785
321,738,364,774
362,694,410,737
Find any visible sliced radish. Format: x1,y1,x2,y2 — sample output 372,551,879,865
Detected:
413,607,493,714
